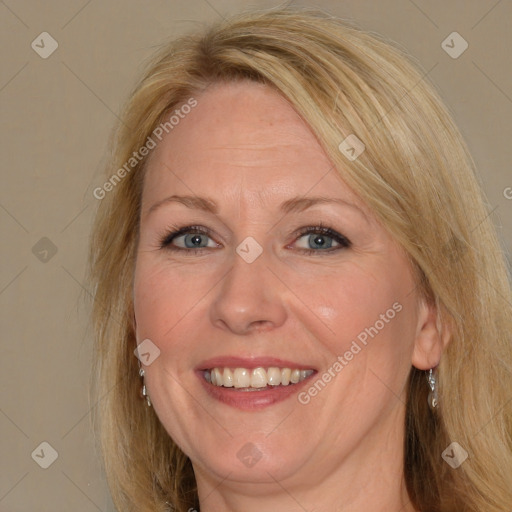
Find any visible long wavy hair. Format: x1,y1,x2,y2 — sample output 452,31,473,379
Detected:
88,7,512,511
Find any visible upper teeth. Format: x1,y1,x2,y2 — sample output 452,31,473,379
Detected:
205,367,314,388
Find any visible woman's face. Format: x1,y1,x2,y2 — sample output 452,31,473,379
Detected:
134,81,433,490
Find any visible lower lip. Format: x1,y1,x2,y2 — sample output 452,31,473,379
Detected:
197,372,315,410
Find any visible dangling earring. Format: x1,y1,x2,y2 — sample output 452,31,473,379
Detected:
426,368,438,410
139,367,152,407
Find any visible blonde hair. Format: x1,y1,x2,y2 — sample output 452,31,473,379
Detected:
89,7,512,511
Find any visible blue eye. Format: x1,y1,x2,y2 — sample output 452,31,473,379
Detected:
160,226,217,250
296,233,338,250
293,226,351,253
173,232,214,249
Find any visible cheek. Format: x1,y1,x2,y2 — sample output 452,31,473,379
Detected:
133,265,169,336
133,257,210,343
132,260,207,444
292,259,413,345
292,259,418,400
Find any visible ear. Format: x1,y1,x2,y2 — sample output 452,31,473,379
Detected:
411,297,452,370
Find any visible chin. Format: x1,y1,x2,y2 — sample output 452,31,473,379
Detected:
190,435,309,484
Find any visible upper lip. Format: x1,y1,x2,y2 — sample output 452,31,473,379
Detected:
196,356,316,371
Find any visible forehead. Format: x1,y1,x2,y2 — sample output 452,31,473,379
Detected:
142,81,364,212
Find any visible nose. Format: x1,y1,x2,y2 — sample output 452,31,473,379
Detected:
209,248,287,335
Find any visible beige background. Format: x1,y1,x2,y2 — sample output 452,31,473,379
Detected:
1,0,511,510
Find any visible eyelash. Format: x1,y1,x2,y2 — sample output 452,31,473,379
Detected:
290,224,351,254
159,222,352,256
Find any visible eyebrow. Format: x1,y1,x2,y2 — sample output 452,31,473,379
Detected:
280,196,363,215
147,195,218,215
146,194,366,218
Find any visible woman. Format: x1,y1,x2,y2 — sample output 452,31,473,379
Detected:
89,7,512,512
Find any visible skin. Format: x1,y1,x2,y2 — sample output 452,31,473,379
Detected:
133,80,448,511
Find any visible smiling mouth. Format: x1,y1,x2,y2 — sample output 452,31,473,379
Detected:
204,367,315,390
